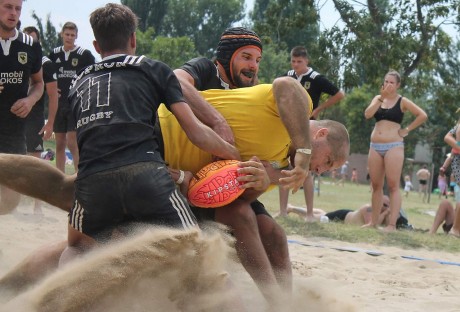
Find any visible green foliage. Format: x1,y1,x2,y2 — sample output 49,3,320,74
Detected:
257,43,290,83
161,0,245,57
28,11,59,56
148,36,197,69
121,0,168,33
252,0,319,50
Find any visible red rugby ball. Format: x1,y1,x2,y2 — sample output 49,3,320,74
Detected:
187,160,245,208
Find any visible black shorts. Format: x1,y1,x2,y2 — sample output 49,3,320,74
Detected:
442,222,453,234
53,105,76,133
419,180,427,185
325,209,353,222
0,133,26,154
25,113,44,153
70,161,197,242
191,199,271,222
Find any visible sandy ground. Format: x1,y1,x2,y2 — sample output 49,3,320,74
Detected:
0,201,459,311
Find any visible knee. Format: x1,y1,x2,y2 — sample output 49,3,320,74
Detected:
215,200,256,227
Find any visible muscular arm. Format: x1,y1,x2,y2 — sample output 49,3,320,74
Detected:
10,70,44,118
174,69,234,145
272,77,311,192
170,102,240,161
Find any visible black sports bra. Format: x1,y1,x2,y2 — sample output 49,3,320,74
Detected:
374,97,404,124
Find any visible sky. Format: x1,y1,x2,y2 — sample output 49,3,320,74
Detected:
19,0,456,61
19,0,341,60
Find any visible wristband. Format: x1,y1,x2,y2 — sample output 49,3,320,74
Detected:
176,170,185,184
296,148,312,155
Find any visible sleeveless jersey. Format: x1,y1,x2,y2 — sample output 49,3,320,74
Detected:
48,45,95,111
68,55,184,178
159,84,313,176
0,30,42,144
374,97,404,124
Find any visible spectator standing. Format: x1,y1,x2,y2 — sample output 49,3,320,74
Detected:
48,22,95,173
278,46,345,220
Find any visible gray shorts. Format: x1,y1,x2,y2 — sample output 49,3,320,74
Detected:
70,161,197,242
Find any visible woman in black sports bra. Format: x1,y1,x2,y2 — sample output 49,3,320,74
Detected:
364,70,427,232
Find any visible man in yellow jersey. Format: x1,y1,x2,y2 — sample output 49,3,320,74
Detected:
0,77,349,303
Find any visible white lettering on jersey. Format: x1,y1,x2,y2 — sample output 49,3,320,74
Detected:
0,71,24,84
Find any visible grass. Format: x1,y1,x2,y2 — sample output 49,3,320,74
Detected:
259,178,460,253
42,140,459,253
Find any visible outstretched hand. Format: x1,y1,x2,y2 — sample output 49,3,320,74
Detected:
279,152,310,193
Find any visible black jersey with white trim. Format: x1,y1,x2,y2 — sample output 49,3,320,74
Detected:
0,30,42,134
180,57,229,90
284,68,339,109
48,45,95,108
68,54,185,178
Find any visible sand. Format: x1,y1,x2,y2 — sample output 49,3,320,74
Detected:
0,201,459,312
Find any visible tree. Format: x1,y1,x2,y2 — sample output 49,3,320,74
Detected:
29,11,59,56
121,0,169,33
161,0,245,57
328,0,457,90
251,0,320,51
256,43,290,82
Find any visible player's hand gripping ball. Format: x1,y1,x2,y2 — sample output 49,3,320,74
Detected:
188,160,245,208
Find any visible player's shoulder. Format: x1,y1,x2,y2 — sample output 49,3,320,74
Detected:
307,69,323,80
16,31,35,46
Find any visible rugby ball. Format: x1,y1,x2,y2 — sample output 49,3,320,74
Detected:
188,160,245,208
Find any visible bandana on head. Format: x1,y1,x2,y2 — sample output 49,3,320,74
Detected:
216,27,262,85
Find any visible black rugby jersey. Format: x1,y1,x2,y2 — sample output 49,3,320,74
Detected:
68,54,184,178
27,56,57,120
180,57,229,90
48,45,95,110
0,30,42,135
284,68,339,109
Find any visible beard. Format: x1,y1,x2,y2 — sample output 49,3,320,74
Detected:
0,20,17,34
231,65,257,88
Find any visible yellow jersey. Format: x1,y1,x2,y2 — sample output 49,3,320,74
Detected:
158,83,312,174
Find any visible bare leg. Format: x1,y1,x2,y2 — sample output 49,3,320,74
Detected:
28,151,44,215
0,153,74,212
54,132,67,173
256,214,292,292
214,199,281,303
449,203,460,237
366,148,385,228
429,200,454,234
0,186,21,215
66,131,79,172
278,187,289,217
302,174,315,222
382,146,404,232
59,225,97,266
0,240,67,301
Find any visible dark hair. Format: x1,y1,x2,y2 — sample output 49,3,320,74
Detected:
290,46,309,59
23,26,40,41
90,3,138,52
216,27,262,84
61,21,78,34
